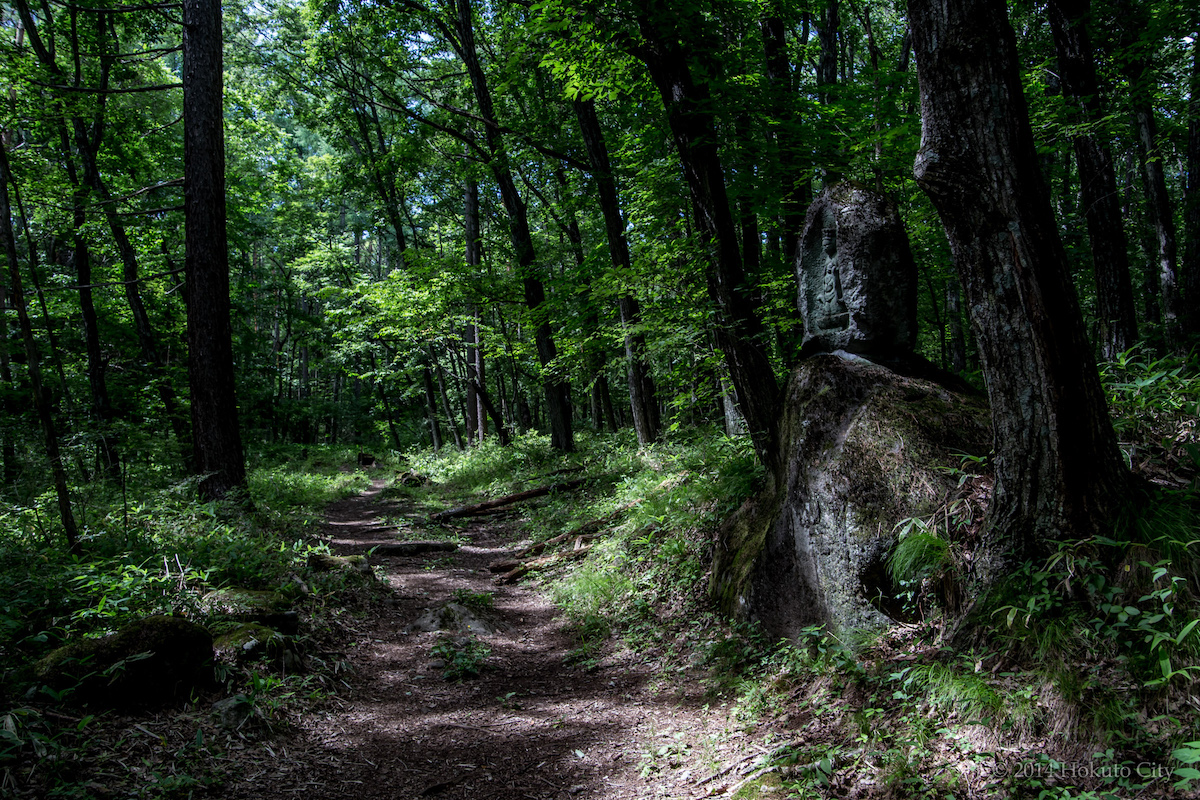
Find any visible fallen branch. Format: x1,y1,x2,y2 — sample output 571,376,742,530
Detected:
430,477,588,521
515,498,643,558
496,545,591,584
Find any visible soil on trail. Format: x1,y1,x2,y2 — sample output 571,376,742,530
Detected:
226,479,762,800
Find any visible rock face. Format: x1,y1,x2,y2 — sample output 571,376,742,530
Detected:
797,183,917,360
711,356,990,638
35,615,213,705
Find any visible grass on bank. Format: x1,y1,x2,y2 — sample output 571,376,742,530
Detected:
0,446,380,797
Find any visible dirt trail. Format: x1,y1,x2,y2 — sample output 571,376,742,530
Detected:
226,479,765,800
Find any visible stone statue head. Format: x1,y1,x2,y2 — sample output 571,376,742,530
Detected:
796,183,917,360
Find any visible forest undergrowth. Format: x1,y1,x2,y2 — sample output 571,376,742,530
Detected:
0,347,1196,799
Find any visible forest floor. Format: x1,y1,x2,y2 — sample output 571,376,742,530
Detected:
220,476,787,800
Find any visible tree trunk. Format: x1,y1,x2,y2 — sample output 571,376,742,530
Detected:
432,348,464,450
909,0,1129,568
761,14,812,271
79,162,193,467
464,321,479,444
455,0,572,451
0,143,79,551
632,7,780,468
183,0,248,502
946,279,967,374
65,178,121,480
423,365,443,452
1131,101,1184,347
573,98,660,445
1046,0,1138,359
1183,33,1200,337
464,176,483,444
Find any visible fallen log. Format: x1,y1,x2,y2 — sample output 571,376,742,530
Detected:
496,545,591,585
372,541,458,556
487,558,521,573
430,477,588,521
514,498,642,558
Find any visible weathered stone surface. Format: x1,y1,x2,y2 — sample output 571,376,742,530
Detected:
711,355,990,637
35,615,213,705
307,553,375,577
214,623,303,670
406,603,499,635
797,183,917,360
212,694,259,731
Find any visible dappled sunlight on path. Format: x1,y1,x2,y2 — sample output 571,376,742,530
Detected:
223,478,751,800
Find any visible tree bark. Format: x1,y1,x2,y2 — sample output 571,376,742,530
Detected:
183,0,248,502
1046,0,1139,360
631,6,780,468
454,0,572,451
1131,100,1183,347
573,98,660,445
431,347,464,450
909,0,1129,568
78,160,193,467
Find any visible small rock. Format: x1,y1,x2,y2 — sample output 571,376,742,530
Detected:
212,694,260,731
406,602,499,635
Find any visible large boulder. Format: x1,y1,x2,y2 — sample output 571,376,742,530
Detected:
35,615,213,706
711,355,990,637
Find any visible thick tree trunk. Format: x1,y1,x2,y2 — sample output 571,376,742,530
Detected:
1046,0,1138,359
0,144,79,552
455,0,572,451
573,98,660,445
183,0,248,502
909,0,1129,568
632,7,780,468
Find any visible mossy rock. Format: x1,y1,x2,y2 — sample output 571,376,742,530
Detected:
307,553,373,575
35,615,213,706
712,355,990,637
214,623,282,659
201,587,290,616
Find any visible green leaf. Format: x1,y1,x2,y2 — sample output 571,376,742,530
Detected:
1174,619,1200,646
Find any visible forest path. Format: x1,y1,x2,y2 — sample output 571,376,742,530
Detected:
232,477,766,800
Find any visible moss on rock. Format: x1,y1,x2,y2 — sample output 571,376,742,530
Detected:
711,355,990,638
35,615,213,706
